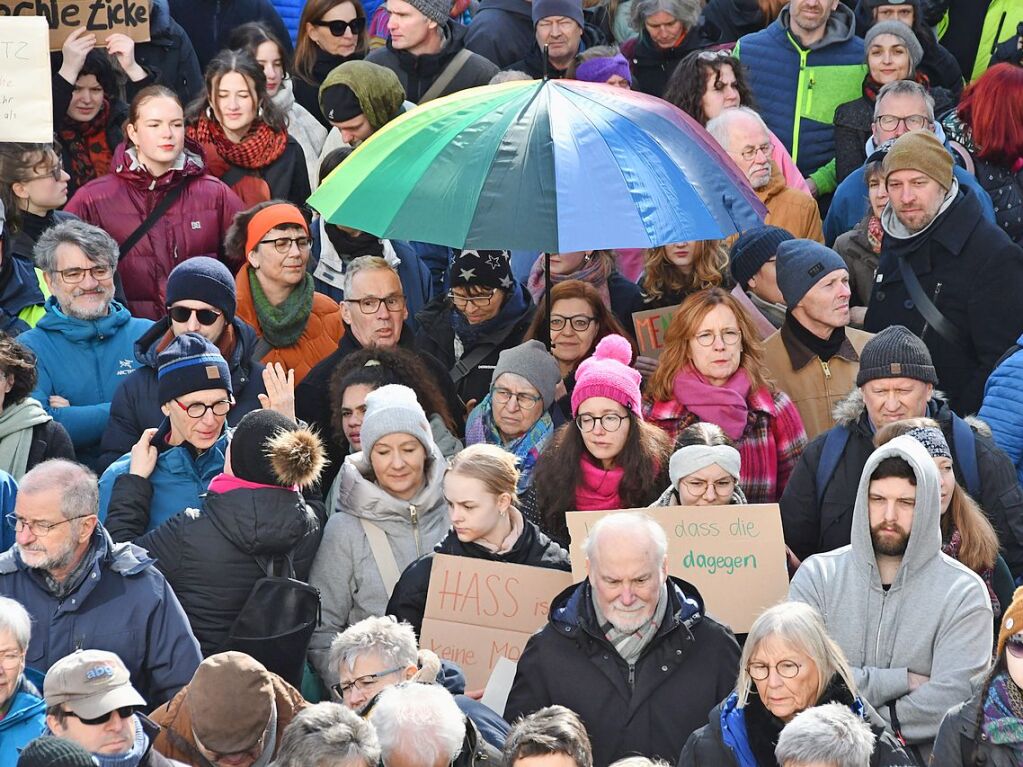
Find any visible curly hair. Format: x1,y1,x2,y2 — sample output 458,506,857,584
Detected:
640,240,729,302
662,52,755,126
0,335,38,407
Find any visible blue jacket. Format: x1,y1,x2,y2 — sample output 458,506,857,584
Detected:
268,0,301,43
979,334,1023,488
0,471,18,553
99,432,227,534
736,5,866,187
0,669,45,766
0,528,202,708
19,299,152,471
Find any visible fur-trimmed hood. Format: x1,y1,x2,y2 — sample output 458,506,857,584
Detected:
830,388,992,437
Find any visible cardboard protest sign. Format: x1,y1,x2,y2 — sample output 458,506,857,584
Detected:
566,505,788,633
632,304,680,358
420,554,575,690
0,17,53,141
0,0,151,51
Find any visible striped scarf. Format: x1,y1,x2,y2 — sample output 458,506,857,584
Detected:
592,580,668,666
465,392,553,492
983,672,1023,758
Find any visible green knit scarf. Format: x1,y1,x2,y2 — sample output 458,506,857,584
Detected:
248,269,315,348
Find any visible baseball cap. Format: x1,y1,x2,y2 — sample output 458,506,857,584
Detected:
44,649,146,720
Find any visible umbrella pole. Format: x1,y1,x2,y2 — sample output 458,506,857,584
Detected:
543,44,550,81
545,251,552,352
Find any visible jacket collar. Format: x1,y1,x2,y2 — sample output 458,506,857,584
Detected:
36,297,134,342
780,318,858,370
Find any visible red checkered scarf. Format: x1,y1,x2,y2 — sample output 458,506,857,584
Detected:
187,115,288,171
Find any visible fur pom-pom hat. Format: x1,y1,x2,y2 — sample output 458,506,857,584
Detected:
571,334,642,418
229,409,326,488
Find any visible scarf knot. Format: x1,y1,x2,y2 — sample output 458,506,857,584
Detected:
248,269,315,348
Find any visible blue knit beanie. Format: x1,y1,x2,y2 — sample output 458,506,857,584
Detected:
729,225,794,289
157,332,233,404
165,257,237,323
775,240,847,307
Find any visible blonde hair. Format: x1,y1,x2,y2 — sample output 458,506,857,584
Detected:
640,240,728,303
446,443,520,505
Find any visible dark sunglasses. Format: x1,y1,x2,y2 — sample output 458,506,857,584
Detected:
312,17,365,36
1007,638,1023,659
168,306,223,326
68,706,137,725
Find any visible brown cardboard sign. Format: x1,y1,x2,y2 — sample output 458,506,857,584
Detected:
565,505,788,633
632,304,681,359
0,17,52,141
0,0,151,51
420,554,575,689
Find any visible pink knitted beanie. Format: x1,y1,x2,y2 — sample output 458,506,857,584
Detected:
570,335,642,418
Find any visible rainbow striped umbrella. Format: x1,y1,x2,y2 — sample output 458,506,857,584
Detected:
308,78,766,252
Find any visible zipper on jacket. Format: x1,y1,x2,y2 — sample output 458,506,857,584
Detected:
873,590,888,661
820,359,832,379
806,74,815,114
410,504,421,556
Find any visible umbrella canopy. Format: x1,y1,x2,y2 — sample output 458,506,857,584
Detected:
309,78,766,252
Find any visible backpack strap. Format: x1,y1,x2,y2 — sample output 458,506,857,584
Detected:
360,518,402,595
419,49,474,103
816,425,851,509
119,183,187,258
897,257,968,353
951,413,981,498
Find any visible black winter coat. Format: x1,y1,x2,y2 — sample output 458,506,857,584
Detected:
779,389,1023,576
621,27,712,98
504,576,740,767
133,483,322,656
387,518,571,636
134,0,204,104
698,0,769,44
463,0,536,69
972,155,1023,245
167,0,292,70
98,318,267,472
932,685,1019,767
292,50,363,130
23,420,76,474
864,186,1023,416
221,137,311,210
507,24,609,78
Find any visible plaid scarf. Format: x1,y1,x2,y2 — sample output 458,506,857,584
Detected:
983,672,1023,756
59,98,112,189
188,115,288,170
592,579,668,667
465,392,554,492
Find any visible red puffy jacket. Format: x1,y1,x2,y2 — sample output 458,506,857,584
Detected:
66,141,246,320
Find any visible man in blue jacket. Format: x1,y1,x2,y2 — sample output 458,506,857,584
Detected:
0,459,201,709
19,221,152,471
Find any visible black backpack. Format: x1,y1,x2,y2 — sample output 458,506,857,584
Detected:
221,554,320,688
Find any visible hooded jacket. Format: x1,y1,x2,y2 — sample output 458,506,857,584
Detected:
306,444,450,682
698,0,769,45
133,0,204,104
65,143,246,321
504,576,740,766
386,516,571,636
19,298,153,470
98,317,267,473
463,0,536,68
0,669,46,765
0,527,202,708
789,436,993,750
367,21,499,103
735,4,866,191
865,184,1023,416
780,388,1023,574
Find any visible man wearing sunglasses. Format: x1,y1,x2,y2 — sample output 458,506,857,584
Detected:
98,258,267,473
44,649,180,767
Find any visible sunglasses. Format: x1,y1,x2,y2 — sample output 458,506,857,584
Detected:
1008,639,1023,659
168,306,223,326
68,706,137,726
312,17,365,36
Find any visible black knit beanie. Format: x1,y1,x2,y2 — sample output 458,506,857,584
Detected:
228,409,326,488
165,257,237,323
856,325,938,386
729,225,794,289
18,737,98,767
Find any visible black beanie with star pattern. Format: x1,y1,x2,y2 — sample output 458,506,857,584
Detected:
449,249,514,291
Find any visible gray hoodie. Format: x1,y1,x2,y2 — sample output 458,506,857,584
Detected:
779,2,857,51
789,435,992,751
307,445,450,682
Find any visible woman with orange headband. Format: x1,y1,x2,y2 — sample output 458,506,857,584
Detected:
226,201,343,383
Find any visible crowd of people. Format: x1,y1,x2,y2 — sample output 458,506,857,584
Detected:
1,0,1023,765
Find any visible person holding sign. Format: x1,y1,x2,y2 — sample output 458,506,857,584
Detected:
679,601,912,766
387,443,570,636
504,511,740,766
522,334,671,546
645,287,807,504
652,422,747,507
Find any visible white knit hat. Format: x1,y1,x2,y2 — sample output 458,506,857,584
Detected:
360,384,435,455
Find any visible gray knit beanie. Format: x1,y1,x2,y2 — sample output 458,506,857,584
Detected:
360,384,436,455
775,239,847,308
865,20,924,68
491,340,562,411
404,0,452,25
856,325,938,386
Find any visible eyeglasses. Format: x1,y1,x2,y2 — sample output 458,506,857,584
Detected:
168,306,223,326
258,236,312,254
1007,639,1023,659
738,141,773,162
448,289,497,308
874,114,930,131
492,386,542,410
173,399,232,418
576,412,626,432
52,265,113,284
681,477,735,496
23,159,64,182
747,660,803,680
331,666,403,698
67,706,138,726
6,513,95,536
312,17,366,36
693,328,742,347
550,314,596,332
344,295,407,314
0,650,24,667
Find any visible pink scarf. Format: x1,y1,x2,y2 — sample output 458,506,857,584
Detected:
526,254,612,309
575,455,624,511
673,367,752,440
207,473,298,493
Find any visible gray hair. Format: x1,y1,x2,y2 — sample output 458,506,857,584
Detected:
774,703,876,767
609,760,671,767
340,256,399,300
630,0,700,32
329,616,418,680
705,106,769,149
504,706,592,767
0,597,32,650
873,79,935,123
490,70,532,84
583,511,668,569
736,602,857,708
269,702,381,767
20,460,99,522
369,683,465,766
33,219,120,273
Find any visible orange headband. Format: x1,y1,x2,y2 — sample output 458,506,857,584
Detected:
246,204,309,254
